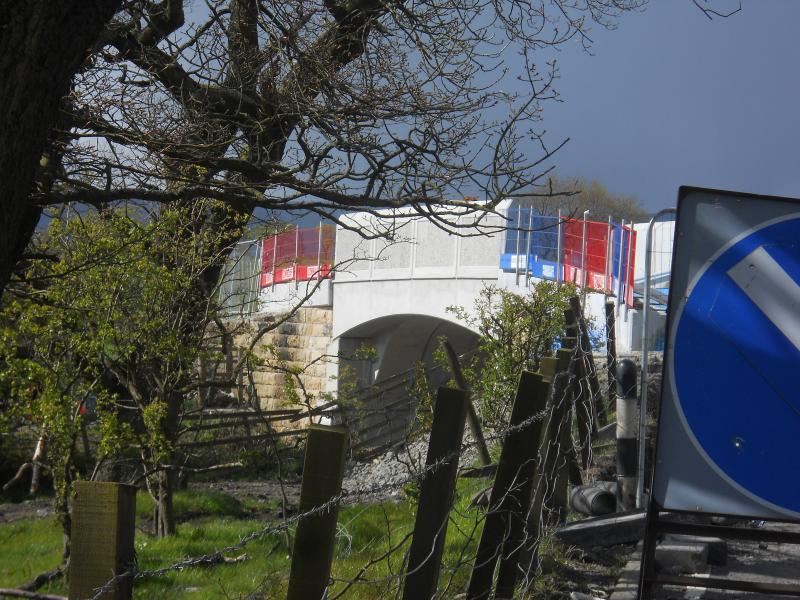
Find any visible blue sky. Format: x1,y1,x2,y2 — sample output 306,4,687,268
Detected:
533,0,800,212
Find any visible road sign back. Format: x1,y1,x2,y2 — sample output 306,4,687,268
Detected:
654,187,800,519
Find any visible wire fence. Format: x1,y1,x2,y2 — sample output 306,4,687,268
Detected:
16,298,627,600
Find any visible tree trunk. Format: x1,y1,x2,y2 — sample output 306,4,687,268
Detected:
154,466,177,538
0,0,121,297
154,393,182,538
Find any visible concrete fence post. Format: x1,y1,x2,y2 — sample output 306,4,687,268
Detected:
69,481,137,600
543,348,575,526
616,359,638,511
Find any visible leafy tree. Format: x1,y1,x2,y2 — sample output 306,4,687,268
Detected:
447,281,576,429
1,205,242,540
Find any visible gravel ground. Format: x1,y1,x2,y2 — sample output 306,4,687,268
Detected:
343,435,481,501
0,496,52,524
0,437,478,523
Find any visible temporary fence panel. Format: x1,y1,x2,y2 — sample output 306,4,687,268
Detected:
260,224,335,287
501,213,561,280
218,239,262,317
501,208,637,306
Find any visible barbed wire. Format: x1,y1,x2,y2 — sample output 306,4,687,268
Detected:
79,335,610,600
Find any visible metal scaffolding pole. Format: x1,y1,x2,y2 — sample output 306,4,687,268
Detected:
271,228,278,291
316,221,323,278
581,209,589,306
605,216,613,292
525,208,533,286
514,204,522,286
294,224,300,289
616,219,626,309
556,209,563,283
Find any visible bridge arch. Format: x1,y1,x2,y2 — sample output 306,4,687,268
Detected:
334,313,479,390
330,313,480,454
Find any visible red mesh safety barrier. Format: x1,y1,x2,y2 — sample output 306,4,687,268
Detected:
261,220,636,307
560,218,635,303
624,227,637,307
260,224,335,287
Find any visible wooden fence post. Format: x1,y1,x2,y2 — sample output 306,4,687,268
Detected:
287,425,349,600
512,350,575,588
442,339,491,467
466,372,549,600
69,481,137,600
566,309,593,470
402,387,469,600
545,348,577,526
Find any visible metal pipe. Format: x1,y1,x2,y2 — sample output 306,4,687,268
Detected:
514,204,522,286
616,219,626,308
294,224,300,289
271,228,278,291
636,207,677,509
316,220,323,279
253,239,262,312
556,209,563,283
622,223,633,308
525,207,533,286
605,216,613,292
581,209,589,306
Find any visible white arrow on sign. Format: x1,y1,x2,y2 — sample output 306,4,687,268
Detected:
727,246,800,353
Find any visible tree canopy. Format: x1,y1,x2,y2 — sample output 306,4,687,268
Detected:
516,175,648,223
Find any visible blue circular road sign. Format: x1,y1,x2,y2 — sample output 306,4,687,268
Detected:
673,215,800,514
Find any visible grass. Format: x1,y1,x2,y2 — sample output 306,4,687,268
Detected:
0,518,65,586
0,481,489,600
0,475,619,599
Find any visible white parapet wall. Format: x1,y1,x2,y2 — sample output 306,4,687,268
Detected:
258,277,333,315
332,204,508,338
